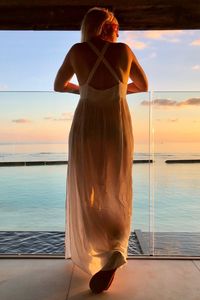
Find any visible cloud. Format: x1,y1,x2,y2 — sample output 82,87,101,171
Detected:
122,30,183,42
0,83,8,91
44,117,53,120
178,98,200,106
120,32,148,50
120,30,184,51
44,116,68,122
167,118,178,122
12,118,32,123
190,39,200,46
53,118,69,122
143,30,184,42
192,65,200,71
44,112,73,122
132,41,147,50
123,39,147,50
141,99,177,107
141,98,200,108
61,112,74,120
156,118,178,122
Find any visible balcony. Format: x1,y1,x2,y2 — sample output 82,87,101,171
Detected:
1,90,200,256
0,90,200,299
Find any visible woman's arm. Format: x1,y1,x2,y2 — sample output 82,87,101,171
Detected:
127,48,148,94
54,46,80,94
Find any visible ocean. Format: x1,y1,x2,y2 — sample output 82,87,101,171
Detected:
0,143,200,235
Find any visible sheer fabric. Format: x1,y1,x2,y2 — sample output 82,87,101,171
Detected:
65,41,134,275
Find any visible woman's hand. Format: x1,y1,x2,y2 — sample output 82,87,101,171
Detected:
126,82,146,94
57,82,80,94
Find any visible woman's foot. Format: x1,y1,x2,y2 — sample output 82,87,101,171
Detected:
89,268,117,294
89,251,125,293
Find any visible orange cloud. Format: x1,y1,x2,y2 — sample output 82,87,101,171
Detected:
192,65,200,71
61,112,74,120
178,98,200,106
155,118,178,122
44,112,73,122
190,39,200,46
167,118,178,122
132,40,147,50
122,30,183,42
143,30,183,42
44,117,52,120
141,98,200,107
124,39,147,50
141,99,177,107
120,32,148,49
12,118,32,123
53,118,69,122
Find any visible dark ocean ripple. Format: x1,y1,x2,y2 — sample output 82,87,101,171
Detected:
0,231,142,255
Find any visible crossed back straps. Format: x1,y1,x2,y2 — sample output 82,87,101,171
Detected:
86,41,120,85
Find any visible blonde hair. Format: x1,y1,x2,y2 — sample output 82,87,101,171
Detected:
81,7,118,42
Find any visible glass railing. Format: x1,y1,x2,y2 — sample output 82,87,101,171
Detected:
151,91,200,256
0,91,199,256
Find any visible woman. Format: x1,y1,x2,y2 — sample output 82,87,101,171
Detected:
54,7,148,294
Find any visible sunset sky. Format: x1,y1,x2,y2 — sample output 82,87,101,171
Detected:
0,30,200,152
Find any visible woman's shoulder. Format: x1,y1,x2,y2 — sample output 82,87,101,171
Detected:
116,42,134,53
68,41,134,57
68,42,83,51
113,42,135,60
66,42,87,58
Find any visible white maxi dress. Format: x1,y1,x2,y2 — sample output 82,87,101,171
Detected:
65,41,134,276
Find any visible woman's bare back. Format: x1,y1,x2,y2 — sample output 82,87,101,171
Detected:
70,37,132,90
54,37,148,94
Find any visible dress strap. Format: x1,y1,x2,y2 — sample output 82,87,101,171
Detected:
86,42,109,84
87,41,120,84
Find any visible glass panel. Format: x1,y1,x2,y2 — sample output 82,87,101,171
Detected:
0,91,78,254
127,92,152,255
0,91,151,256
152,91,200,256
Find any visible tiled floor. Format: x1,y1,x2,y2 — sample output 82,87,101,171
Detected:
0,258,200,300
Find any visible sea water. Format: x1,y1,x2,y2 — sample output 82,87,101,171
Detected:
0,144,200,235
